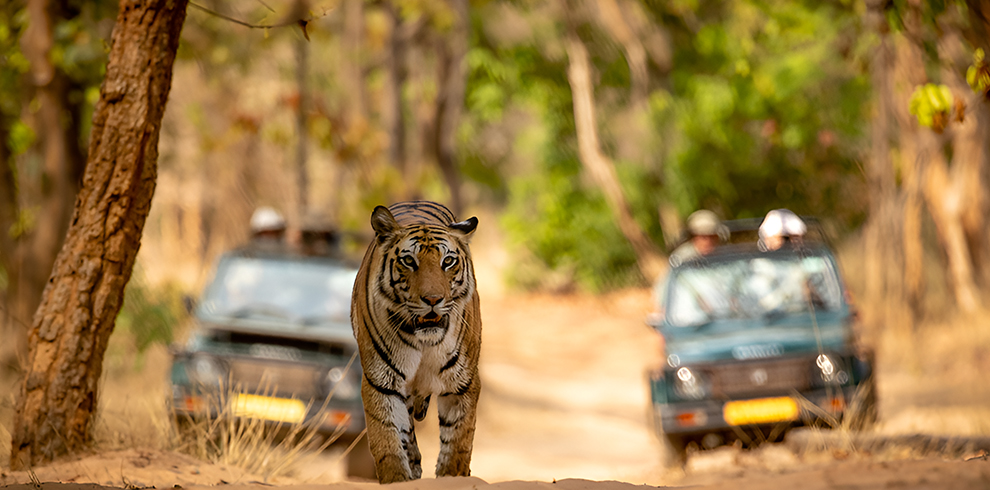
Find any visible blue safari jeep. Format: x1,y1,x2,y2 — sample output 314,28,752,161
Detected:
168,245,375,478
648,231,875,467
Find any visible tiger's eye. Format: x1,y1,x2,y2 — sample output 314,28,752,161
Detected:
401,255,416,267
442,256,457,269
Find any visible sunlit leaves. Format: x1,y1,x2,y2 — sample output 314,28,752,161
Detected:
908,83,955,133
967,48,990,99
7,120,34,156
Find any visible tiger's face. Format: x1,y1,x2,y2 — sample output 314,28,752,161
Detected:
371,206,477,344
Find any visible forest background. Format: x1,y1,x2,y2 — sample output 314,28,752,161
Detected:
0,0,989,473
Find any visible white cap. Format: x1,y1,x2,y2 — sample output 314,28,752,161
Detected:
759,209,806,240
250,206,287,233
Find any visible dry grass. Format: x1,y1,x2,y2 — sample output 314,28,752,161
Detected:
0,336,356,482
167,388,336,481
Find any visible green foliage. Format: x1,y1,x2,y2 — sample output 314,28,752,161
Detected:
467,0,870,292
909,83,954,132
652,0,869,220
967,48,990,97
7,120,34,156
116,277,185,360
0,3,28,159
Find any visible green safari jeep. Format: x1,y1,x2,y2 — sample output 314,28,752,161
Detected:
648,233,876,467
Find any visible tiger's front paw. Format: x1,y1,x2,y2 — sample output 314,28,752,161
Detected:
435,453,472,478
376,454,415,484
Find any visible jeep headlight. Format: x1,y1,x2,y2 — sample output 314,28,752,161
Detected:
672,367,710,400
813,354,849,386
187,354,227,387
324,366,357,400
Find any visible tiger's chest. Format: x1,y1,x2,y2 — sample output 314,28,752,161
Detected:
400,327,461,396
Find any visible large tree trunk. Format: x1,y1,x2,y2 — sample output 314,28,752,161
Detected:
9,0,187,469
564,31,664,281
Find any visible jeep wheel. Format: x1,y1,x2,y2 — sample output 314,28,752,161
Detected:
341,434,377,480
850,376,878,431
661,432,688,470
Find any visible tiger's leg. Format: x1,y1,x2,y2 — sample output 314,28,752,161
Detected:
435,376,480,477
404,404,423,479
361,376,414,483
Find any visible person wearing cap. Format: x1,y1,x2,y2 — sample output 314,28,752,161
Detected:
648,210,729,326
669,209,730,266
758,208,807,251
747,209,829,313
248,206,288,251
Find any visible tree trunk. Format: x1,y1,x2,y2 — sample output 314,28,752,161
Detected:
9,0,187,469
892,7,929,323
0,117,17,371
862,0,905,337
564,31,664,281
919,130,980,314
432,0,468,216
343,0,366,124
385,2,409,197
595,0,648,104
295,30,309,221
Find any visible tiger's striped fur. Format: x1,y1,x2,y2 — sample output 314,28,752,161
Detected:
350,201,481,483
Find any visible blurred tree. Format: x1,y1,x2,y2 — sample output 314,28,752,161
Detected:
863,0,990,329
0,0,114,372
474,0,870,291
9,0,187,469
564,3,664,280
0,1,27,364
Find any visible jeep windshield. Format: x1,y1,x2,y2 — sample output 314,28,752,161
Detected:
196,254,357,331
665,247,842,329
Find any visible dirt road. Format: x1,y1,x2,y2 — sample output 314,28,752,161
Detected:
4,220,990,489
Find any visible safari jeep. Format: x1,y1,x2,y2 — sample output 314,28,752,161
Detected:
168,244,374,477
648,224,876,467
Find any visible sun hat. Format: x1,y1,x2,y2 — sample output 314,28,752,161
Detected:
686,210,729,239
758,209,806,240
250,206,287,233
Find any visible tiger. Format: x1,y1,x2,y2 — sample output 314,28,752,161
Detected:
350,200,482,483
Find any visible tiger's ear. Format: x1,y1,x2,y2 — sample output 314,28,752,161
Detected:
371,206,399,240
449,216,478,240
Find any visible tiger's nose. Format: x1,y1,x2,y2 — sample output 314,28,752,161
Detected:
422,295,444,306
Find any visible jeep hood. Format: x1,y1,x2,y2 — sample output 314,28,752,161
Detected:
195,317,357,345
661,310,852,364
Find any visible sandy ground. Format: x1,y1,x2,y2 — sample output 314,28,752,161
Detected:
3,287,990,490
3,220,990,489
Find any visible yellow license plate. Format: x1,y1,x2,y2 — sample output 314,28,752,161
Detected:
233,394,307,424
723,396,799,426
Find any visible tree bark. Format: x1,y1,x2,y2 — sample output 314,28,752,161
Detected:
564,31,664,281
9,0,188,469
